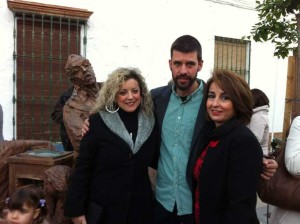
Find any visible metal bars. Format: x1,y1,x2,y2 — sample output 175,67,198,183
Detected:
13,12,87,141
214,36,251,83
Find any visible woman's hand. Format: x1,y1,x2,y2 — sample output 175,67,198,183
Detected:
261,158,278,180
72,215,87,224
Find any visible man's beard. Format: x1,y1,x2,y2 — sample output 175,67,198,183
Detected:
173,75,197,91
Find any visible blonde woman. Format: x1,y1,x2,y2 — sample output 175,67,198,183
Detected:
64,67,159,224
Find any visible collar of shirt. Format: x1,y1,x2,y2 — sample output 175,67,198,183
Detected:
171,80,204,103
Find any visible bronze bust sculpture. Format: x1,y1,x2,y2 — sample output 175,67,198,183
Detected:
63,54,99,157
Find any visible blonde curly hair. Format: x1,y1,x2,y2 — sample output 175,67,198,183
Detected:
92,67,153,115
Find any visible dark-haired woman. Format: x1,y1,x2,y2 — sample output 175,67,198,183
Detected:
190,69,263,224
248,88,270,155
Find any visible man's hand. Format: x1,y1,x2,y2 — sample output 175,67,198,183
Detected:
72,215,87,224
261,158,278,180
81,118,90,137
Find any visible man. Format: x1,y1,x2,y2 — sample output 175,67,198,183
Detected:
82,35,278,224
151,35,205,224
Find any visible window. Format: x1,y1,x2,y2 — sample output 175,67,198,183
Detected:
7,0,92,141
214,36,251,83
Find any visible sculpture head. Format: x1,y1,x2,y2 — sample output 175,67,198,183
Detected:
65,54,96,87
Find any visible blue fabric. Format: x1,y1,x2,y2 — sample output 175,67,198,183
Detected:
156,82,203,215
54,142,65,151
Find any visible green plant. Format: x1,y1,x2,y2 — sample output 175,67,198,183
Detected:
244,0,300,59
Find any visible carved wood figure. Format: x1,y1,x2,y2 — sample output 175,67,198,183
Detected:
63,54,99,158
42,55,100,223
44,165,72,224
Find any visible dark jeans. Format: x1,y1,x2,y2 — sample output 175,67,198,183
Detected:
153,199,194,224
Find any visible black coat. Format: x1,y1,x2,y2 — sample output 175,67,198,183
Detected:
64,111,159,224
189,119,263,224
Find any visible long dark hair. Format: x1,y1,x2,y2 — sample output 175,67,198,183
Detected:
251,88,269,108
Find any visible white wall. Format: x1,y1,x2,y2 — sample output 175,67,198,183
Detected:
0,0,288,140
0,0,15,140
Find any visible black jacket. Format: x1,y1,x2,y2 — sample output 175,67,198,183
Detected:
51,86,74,151
189,118,262,224
64,111,159,224
150,79,206,187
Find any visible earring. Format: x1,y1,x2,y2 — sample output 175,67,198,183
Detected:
105,105,119,113
72,88,77,96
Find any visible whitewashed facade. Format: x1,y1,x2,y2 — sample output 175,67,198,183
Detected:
0,0,288,140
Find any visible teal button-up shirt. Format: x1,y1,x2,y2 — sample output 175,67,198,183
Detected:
155,82,203,215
